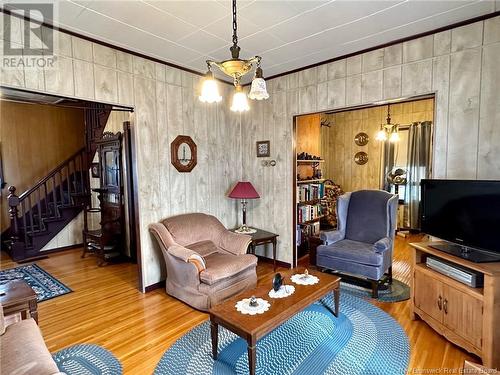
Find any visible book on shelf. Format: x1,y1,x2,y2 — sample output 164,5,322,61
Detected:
297,183,325,202
298,204,323,224
299,221,321,239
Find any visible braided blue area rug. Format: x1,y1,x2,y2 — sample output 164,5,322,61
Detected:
154,293,410,375
53,344,122,375
0,263,71,302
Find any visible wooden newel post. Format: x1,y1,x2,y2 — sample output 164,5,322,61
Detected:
7,186,20,242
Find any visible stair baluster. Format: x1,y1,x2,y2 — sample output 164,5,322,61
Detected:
7,186,19,244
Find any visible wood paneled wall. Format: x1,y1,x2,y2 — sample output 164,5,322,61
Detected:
0,101,85,232
1,15,241,290
243,17,500,265
319,99,434,192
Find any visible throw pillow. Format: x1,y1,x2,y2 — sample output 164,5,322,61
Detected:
187,254,206,273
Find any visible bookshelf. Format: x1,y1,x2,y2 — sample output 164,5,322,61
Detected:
296,159,326,259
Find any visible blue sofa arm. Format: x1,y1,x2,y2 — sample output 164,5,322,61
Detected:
320,230,344,245
373,237,392,253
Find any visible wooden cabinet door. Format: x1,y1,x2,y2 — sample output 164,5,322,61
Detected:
414,268,443,323
443,285,483,349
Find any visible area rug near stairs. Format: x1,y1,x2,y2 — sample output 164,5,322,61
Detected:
154,293,410,375
0,263,72,301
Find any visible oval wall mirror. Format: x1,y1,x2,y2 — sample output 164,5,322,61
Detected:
171,135,197,172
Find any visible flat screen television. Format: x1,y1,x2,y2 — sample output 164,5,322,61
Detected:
421,179,500,263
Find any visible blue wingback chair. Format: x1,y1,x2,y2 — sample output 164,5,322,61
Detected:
317,190,398,297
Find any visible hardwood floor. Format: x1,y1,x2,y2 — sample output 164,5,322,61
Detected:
0,236,478,374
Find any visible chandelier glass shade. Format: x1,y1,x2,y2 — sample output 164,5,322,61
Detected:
230,85,250,112
248,67,269,100
199,0,269,111
199,71,222,103
376,104,400,142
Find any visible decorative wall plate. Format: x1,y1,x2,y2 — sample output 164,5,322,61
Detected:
354,132,369,146
354,151,368,165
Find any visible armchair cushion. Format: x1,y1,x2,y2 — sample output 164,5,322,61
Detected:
186,240,219,258
320,230,344,245
345,190,391,244
219,231,251,256
317,239,384,267
373,237,391,253
200,253,257,285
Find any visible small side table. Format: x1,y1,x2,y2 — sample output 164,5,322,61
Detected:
240,228,279,271
0,280,38,323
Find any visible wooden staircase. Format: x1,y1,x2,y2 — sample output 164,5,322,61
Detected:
4,103,112,262
5,148,90,261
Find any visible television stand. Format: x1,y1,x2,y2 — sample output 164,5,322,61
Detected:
410,242,500,369
430,243,500,263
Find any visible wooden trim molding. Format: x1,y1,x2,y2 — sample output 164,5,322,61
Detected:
256,255,291,269
261,11,500,82
1,6,498,86
0,7,232,86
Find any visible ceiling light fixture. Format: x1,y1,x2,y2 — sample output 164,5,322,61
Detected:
376,104,399,142
198,0,269,111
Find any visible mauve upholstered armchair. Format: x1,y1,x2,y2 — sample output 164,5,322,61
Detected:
317,190,398,297
148,213,257,311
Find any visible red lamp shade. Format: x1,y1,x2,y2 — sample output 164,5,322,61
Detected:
228,182,260,199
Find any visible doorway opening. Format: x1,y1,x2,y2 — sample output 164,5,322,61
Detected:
293,95,435,267
0,87,142,290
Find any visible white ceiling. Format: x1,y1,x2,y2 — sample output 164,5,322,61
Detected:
6,0,499,82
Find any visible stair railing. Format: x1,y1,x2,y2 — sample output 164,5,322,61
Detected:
7,147,89,249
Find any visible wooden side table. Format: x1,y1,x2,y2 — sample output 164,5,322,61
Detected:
245,228,279,271
0,280,38,323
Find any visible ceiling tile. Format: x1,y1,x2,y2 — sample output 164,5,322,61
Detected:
202,13,261,42
144,0,228,28
239,1,308,29
85,0,194,42
267,1,403,43
238,31,285,55
178,30,228,54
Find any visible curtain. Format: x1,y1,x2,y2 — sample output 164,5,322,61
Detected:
405,121,432,230
382,140,395,192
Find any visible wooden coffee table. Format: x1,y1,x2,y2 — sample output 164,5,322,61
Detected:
0,280,38,323
209,269,340,375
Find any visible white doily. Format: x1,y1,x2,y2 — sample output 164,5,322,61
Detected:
235,298,270,315
291,273,319,285
268,284,295,299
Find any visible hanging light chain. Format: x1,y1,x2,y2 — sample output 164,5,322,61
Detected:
232,0,238,46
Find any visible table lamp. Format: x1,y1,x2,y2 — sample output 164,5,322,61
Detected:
229,181,260,234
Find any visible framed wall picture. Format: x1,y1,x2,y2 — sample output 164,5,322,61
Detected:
91,162,100,178
256,140,270,157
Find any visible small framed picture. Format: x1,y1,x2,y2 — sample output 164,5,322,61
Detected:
256,140,270,157
91,162,100,178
